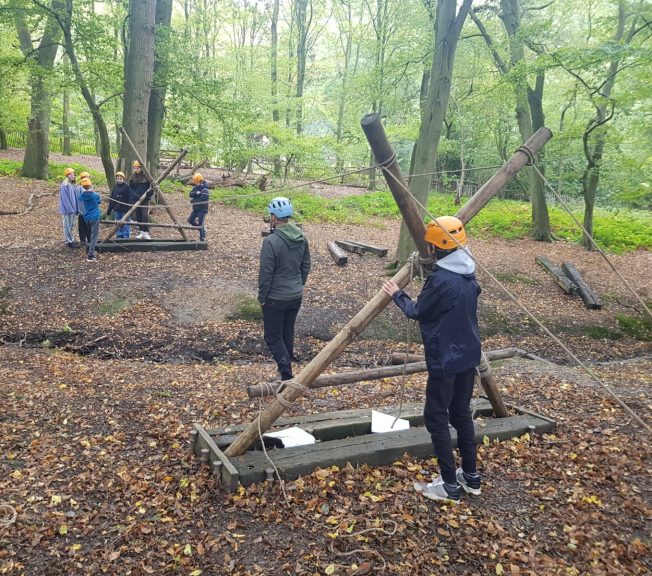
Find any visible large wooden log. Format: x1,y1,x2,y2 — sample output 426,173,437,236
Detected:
247,361,430,398
390,348,552,365
101,145,188,242
100,220,200,230
535,256,577,294
334,240,365,256
327,241,348,265
341,240,388,257
224,117,553,457
561,262,602,309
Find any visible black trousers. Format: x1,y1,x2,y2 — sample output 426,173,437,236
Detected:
78,215,90,243
423,368,477,484
136,204,150,231
262,297,302,380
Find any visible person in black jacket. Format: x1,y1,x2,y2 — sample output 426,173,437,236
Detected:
258,197,311,381
107,171,133,239
129,161,153,240
382,216,482,504
187,173,209,241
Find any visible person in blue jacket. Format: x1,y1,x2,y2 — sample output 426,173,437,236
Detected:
78,177,102,261
258,197,311,381
382,216,482,504
187,173,209,241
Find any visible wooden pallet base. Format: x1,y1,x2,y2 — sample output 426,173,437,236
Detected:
96,239,207,252
191,399,555,492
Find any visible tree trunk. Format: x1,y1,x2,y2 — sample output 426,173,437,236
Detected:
61,0,115,189
120,0,157,174
270,0,281,176
395,0,473,263
62,55,72,156
0,128,7,150
15,1,63,180
147,0,174,177
295,0,308,135
500,0,551,240
408,69,431,181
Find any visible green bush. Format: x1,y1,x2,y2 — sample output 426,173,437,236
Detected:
228,294,263,321
616,313,652,341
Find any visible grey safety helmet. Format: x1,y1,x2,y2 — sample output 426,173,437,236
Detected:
267,196,293,219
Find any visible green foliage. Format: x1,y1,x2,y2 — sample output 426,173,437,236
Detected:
98,295,130,316
0,159,105,184
583,325,622,341
228,295,263,322
616,313,652,342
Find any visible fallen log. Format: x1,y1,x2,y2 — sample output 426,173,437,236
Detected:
390,348,553,365
247,361,429,398
535,256,577,294
561,262,602,309
328,241,348,266
334,240,365,256
339,240,388,257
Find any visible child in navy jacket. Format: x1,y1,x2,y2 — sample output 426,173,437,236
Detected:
187,173,209,241
383,216,482,504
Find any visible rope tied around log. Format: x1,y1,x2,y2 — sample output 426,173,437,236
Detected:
515,144,536,166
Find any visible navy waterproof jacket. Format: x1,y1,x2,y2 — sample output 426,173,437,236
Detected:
189,182,210,213
392,249,481,377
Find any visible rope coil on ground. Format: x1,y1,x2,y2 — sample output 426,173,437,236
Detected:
0,504,17,527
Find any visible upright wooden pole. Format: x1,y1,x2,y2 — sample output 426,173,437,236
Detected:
224,117,552,457
119,126,189,241
102,144,188,242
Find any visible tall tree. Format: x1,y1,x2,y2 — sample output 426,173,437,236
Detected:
294,0,309,134
120,0,156,173
394,0,473,263
470,0,551,240
147,0,173,176
14,0,63,179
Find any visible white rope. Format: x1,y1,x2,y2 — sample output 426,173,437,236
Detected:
0,504,17,527
379,164,652,434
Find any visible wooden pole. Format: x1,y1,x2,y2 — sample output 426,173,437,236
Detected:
119,126,189,241
224,116,553,456
99,220,200,231
101,146,189,242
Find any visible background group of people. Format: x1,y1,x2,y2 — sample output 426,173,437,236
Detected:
58,164,211,259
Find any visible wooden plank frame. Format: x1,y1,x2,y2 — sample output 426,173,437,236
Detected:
193,400,554,491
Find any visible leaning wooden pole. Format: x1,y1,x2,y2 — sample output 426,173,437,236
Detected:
102,146,189,242
119,127,189,241
224,117,552,457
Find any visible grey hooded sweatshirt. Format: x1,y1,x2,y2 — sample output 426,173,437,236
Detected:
258,223,311,303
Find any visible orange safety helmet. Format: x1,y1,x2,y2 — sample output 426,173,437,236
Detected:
132,160,141,168
115,171,126,179
80,177,92,187
64,167,75,177
191,173,204,185
424,216,467,250
79,171,90,179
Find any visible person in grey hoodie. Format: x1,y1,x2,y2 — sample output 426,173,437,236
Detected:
258,197,311,381
383,216,482,505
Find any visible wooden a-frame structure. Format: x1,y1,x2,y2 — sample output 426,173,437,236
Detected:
191,115,554,488
96,127,207,253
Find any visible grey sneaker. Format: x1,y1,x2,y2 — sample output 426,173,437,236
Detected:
456,468,481,495
414,476,460,504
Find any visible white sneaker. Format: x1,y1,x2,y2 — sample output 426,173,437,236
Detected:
135,231,145,239
143,232,152,240
413,476,461,504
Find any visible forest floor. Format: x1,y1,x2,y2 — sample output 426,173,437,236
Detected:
0,166,650,576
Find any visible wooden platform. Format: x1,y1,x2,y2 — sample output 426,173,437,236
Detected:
96,238,207,253
191,399,555,492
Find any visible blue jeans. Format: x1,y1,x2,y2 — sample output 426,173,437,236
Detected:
114,210,131,238
87,220,100,257
188,210,207,241
424,368,477,484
